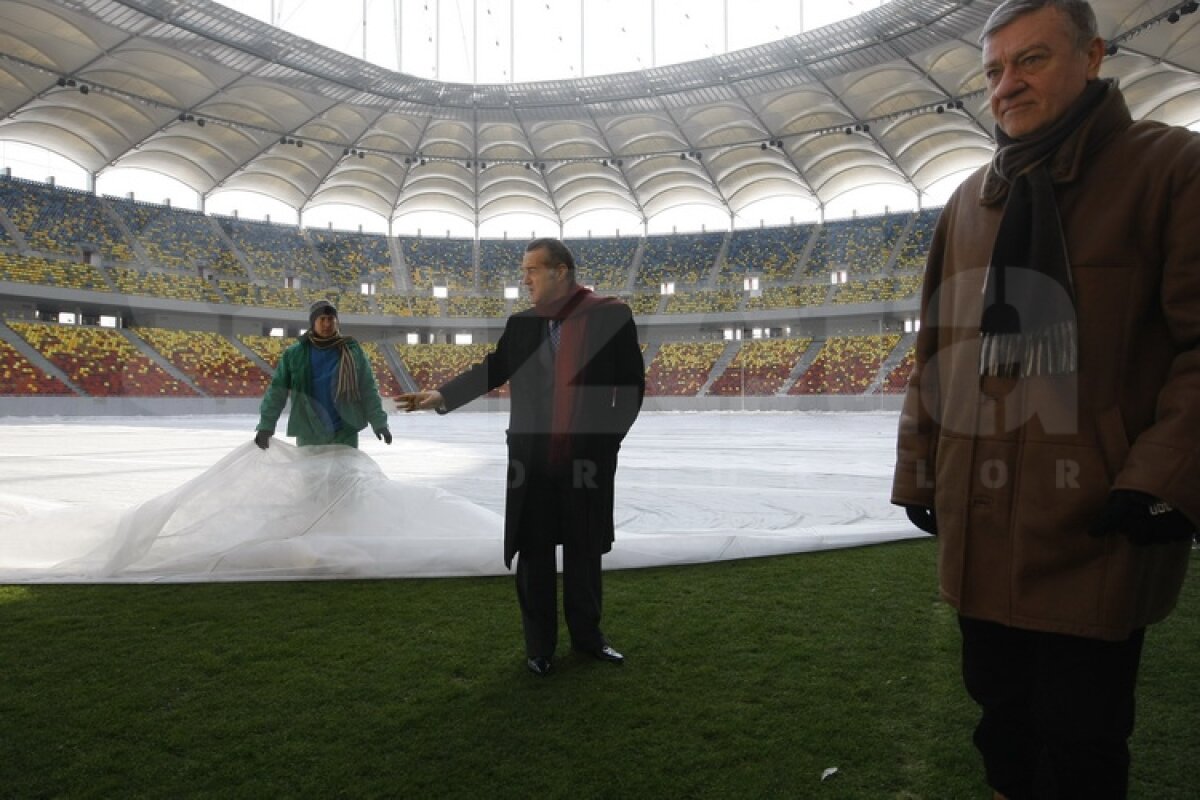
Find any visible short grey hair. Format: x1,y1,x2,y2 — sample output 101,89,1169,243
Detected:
526,237,576,274
981,0,1099,51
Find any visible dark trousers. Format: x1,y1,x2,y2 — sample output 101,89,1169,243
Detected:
958,615,1146,800
514,473,605,658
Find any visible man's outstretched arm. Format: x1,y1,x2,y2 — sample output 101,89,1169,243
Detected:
398,390,445,412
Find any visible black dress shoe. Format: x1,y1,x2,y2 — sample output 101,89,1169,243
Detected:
583,644,624,665
526,656,552,676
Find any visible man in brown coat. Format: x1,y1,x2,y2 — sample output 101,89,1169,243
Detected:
891,1,1200,797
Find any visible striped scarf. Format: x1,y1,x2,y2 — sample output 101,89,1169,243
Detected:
977,79,1111,378
305,331,360,403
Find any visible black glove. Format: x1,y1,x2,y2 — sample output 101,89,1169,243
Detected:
376,428,392,445
254,430,272,450
1090,489,1195,546
904,505,938,536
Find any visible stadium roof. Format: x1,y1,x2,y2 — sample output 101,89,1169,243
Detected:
0,0,1197,230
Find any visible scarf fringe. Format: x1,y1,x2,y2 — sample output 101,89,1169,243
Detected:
979,320,1078,378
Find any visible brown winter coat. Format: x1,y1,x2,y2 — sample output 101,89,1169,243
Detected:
891,88,1200,640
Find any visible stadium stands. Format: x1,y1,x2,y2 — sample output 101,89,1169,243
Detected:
218,279,307,310
707,338,814,396
722,225,814,285
805,214,908,278
308,228,395,291
109,197,244,277
0,252,111,293
359,340,405,398
893,208,940,272
629,293,662,315
374,294,450,318
447,295,506,318
789,334,902,395
565,237,637,290
0,178,134,264
133,326,270,397
376,295,413,317
9,321,197,396
0,335,74,395
407,296,443,318
893,274,923,299
218,217,326,286
878,347,916,394
832,276,925,305
832,277,890,306
395,343,507,397
745,285,829,311
109,266,225,305
664,289,741,315
478,239,527,292
399,237,475,291
0,178,944,401
638,232,723,289
644,341,725,396
238,334,292,369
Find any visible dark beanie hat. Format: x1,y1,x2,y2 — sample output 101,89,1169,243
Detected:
309,300,337,327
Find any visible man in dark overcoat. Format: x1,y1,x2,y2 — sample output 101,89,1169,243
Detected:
400,237,644,676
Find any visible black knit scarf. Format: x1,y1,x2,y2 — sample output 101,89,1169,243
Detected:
978,79,1111,378
305,330,360,402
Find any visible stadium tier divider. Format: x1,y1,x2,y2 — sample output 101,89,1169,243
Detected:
0,320,79,395
0,207,22,246
696,340,740,396
119,327,205,395
131,326,269,397
644,341,726,396
7,320,198,397
376,338,418,393
707,338,816,397
788,334,903,395
874,332,919,394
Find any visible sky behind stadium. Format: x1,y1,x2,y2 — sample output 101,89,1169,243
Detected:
219,0,889,84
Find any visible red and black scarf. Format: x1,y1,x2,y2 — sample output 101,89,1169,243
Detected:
537,286,622,466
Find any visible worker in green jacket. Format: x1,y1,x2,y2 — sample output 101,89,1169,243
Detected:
255,300,392,449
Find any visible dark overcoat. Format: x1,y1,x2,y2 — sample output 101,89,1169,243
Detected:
439,289,645,567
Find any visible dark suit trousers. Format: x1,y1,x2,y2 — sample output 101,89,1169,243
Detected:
958,615,1145,800
515,470,605,658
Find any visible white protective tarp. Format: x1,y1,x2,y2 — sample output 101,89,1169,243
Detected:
0,413,921,582
0,440,506,581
